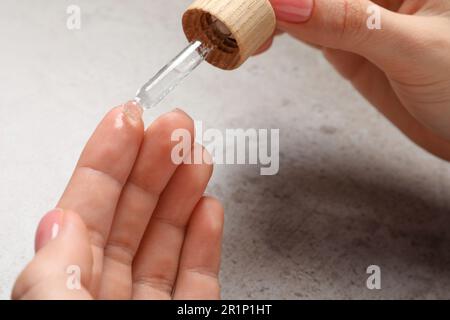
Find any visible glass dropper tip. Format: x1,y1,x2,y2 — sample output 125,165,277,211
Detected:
134,40,211,110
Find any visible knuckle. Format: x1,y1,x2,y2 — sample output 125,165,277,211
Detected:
133,275,173,295
333,0,367,40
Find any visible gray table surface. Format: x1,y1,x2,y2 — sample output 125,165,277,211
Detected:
1,0,449,299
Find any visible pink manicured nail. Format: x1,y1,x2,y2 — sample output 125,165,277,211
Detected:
34,209,64,252
271,0,314,23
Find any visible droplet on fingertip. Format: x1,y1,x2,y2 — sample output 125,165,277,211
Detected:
123,101,143,123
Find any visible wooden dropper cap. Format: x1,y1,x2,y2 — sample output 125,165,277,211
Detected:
182,0,276,70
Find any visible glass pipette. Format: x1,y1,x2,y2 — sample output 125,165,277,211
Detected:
134,40,211,110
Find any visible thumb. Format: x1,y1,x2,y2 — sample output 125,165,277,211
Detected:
270,0,416,69
12,209,93,299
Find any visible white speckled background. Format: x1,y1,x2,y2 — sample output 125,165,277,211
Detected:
1,0,449,299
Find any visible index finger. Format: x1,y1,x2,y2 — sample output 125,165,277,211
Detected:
57,101,144,294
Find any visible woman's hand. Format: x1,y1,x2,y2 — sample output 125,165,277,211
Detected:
12,103,224,300
264,0,450,160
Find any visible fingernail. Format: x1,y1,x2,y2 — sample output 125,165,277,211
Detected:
271,0,314,23
172,108,186,115
123,101,143,123
172,108,193,120
35,209,64,252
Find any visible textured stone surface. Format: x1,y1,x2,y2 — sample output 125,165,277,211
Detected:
1,0,449,299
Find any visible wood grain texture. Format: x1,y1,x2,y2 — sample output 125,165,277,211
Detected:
183,0,276,70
